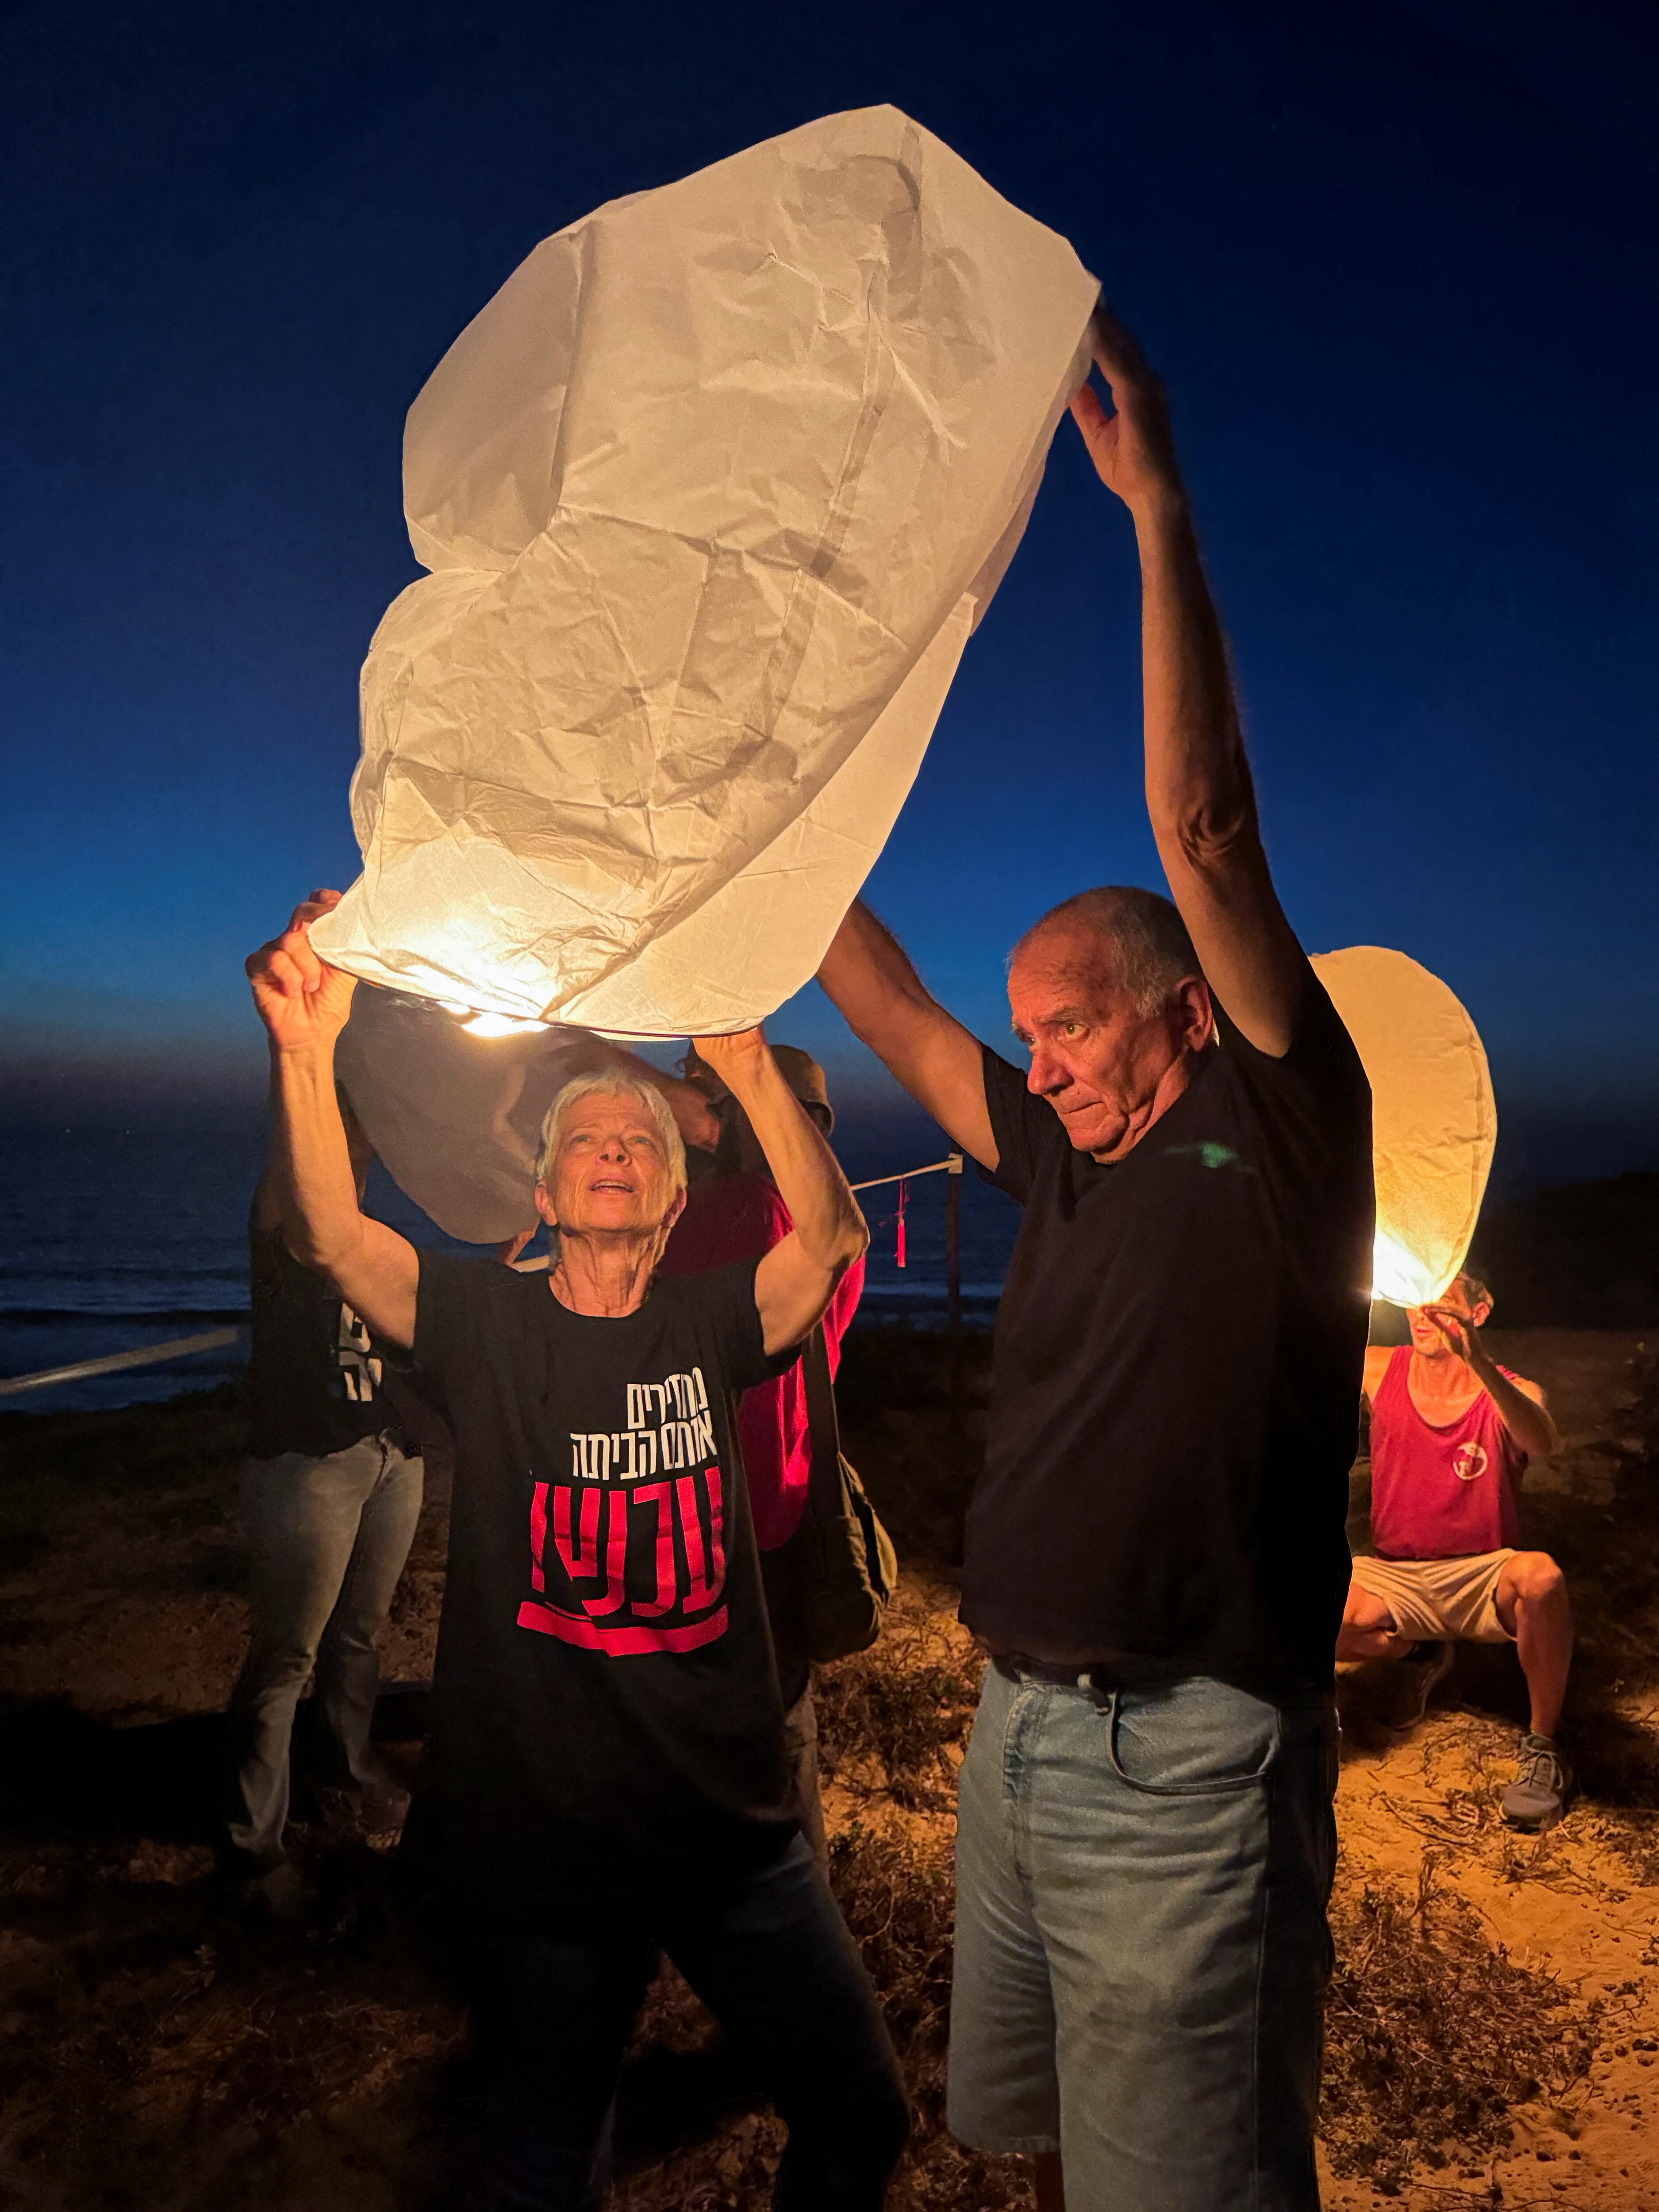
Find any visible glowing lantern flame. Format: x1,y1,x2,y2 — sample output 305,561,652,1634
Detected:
1369,1229,1444,1311
460,1011,551,1038
1310,949,1496,1309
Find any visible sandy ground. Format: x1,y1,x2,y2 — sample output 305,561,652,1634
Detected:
1318,1329,1659,2212
0,1325,1655,2209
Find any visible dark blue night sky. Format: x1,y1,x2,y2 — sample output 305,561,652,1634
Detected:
4,0,1655,1192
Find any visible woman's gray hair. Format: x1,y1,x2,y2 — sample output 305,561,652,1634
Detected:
535,1073,687,1194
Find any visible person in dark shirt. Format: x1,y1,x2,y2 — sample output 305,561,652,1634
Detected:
658,1045,865,1858
226,1091,423,1911
818,308,1374,2212
244,895,908,2212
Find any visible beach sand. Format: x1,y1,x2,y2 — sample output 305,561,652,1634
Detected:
1,1324,1655,2209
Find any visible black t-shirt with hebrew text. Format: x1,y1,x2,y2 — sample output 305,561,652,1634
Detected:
966,964,1374,1695
413,1252,795,1914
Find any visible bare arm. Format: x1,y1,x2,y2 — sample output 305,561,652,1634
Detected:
817,900,998,1169
695,1029,870,1356
1424,1305,1559,1460
1482,1369,1558,1462
247,894,420,1350
1070,309,1306,1057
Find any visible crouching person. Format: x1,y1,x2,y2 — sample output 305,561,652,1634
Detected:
246,893,909,2212
1340,1271,1571,1829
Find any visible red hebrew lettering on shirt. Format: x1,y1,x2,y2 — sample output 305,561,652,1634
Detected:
529,1480,547,1593
552,1483,602,1579
513,1604,729,1655
630,1482,677,1617
677,1469,726,1610
517,1364,731,1655
585,1490,630,1618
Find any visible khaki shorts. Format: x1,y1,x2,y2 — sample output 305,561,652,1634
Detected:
1349,1549,1517,1644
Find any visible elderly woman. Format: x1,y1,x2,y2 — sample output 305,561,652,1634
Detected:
246,893,908,2212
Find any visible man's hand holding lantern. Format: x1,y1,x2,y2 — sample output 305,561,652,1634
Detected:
1423,1301,1490,1378
1068,304,1186,521
687,1026,770,1091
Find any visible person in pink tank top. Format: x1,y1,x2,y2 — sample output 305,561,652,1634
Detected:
1337,1270,1573,1830
657,1042,865,1861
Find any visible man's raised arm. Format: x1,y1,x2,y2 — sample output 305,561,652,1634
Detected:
246,892,420,1350
1070,308,1306,1057
816,901,998,1170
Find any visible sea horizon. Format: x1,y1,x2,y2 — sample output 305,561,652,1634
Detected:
0,1108,1022,1416
5,1079,1658,1418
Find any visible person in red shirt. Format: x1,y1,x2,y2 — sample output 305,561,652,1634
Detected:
657,1044,864,1856
1338,1270,1571,1829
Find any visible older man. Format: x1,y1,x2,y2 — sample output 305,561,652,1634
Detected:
817,311,1374,2211
246,895,907,2212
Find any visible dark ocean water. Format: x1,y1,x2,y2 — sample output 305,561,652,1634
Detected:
0,1118,1021,1416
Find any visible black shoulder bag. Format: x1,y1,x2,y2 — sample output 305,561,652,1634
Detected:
794,1324,898,1663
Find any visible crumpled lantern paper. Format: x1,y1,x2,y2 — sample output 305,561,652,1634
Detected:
1311,947,1496,1307
307,105,1099,1035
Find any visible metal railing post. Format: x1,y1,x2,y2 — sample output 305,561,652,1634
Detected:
945,1153,966,1562
946,1153,963,1336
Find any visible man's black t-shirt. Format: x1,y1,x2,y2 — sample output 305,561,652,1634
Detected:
413,1252,795,1912
965,965,1373,1695
247,1216,407,1460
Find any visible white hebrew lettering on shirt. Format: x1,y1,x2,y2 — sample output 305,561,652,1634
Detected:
571,1367,716,1480
337,1305,381,1402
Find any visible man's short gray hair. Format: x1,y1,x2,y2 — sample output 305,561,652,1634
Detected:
536,1074,687,1193
1012,886,1203,1017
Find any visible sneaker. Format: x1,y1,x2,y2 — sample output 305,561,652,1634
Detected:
1391,1639,1455,1728
1502,1733,1571,1832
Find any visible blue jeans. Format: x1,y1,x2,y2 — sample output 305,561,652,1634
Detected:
949,1660,1338,2212
226,1435,423,1866
453,1834,909,2212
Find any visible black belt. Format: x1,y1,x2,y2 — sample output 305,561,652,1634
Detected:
992,1652,1106,1689
992,1653,1336,1709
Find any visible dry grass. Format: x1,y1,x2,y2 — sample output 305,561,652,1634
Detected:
826,1821,1029,2211
814,1597,980,1811
1321,1850,1602,2193
4,1331,1656,2207
0,1849,461,2208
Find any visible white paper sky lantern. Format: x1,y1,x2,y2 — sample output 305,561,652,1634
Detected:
334,983,592,1242
1311,947,1496,1308
308,105,1100,1034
